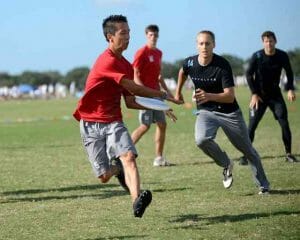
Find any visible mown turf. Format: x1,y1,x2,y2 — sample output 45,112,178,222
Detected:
0,86,299,240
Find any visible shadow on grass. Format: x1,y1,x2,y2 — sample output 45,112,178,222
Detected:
0,190,128,204
1,183,116,195
170,210,300,228
180,160,215,166
243,189,300,196
260,153,300,160
233,153,300,162
82,235,147,240
0,183,130,204
153,187,192,193
0,143,76,149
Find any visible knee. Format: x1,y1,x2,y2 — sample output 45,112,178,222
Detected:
99,174,110,183
120,151,137,169
157,122,166,131
140,124,150,133
195,136,209,148
278,117,289,127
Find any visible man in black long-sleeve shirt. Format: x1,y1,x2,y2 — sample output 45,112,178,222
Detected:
240,31,298,165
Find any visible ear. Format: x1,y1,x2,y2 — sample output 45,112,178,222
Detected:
107,33,114,42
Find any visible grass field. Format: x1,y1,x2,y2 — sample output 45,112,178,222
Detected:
0,86,299,240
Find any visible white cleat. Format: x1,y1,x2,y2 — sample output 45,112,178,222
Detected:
222,160,234,189
153,156,171,167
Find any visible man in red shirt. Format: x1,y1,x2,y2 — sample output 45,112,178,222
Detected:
131,25,174,167
73,15,180,218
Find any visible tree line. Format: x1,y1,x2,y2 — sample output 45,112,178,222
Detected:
1,48,299,91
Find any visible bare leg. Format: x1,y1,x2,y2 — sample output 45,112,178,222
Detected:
131,124,150,144
155,122,166,157
119,151,140,202
98,165,119,183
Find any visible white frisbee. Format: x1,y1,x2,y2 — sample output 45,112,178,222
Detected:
135,96,170,111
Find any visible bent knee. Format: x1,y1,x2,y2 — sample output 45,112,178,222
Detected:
195,137,210,148
140,124,150,132
99,174,110,183
120,151,137,166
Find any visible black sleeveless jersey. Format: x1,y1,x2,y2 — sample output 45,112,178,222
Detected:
246,48,294,98
182,54,239,113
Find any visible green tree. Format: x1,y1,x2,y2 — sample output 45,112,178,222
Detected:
64,67,90,90
288,48,300,77
161,59,184,80
221,54,244,76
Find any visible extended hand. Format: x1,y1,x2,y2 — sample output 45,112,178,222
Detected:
249,94,263,109
170,93,184,104
165,109,177,122
287,90,296,102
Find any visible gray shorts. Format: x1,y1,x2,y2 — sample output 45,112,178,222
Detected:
79,120,137,177
139,109,166,126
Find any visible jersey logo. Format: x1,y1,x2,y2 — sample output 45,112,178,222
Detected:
187,59,194,67
256,52,262,59
149,55,154,62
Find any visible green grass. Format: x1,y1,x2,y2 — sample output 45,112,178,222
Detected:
0,86,299,240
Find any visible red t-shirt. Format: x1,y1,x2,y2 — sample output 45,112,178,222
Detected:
73,48,133,123
132,45,162,90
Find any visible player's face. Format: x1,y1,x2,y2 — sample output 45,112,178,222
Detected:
146,31,159,47
263,36,276,54
197,33,215,58
109,22,130,51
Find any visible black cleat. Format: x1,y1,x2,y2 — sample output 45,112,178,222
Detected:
114,158,129,192
258,187,270,195
133,190,152,218
285,154,298,163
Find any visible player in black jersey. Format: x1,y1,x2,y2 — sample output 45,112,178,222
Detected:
239,31,298,165
175,30,270,194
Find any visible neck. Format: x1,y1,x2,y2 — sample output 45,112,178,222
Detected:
264,48,276,56
147,43,156,49
198,54,213,66
109,46,123,58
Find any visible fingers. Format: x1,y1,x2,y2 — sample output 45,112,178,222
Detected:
168,97,184,104
172,94,185,104
288,94,296,102
165,109,177,122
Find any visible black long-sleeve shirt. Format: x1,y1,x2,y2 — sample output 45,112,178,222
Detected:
246,48,294,98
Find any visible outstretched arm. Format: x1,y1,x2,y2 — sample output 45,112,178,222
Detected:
120,78,182,104
174,68,187,103
159,75,174,98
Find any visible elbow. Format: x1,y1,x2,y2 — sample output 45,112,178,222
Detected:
226,94,235,103
228,97,235,103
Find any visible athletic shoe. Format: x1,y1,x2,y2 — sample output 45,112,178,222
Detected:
113,158,129,192
133,190,152,218
222,160,234,189
285,154,299,163
153,156,171,167
258,187,270,195
239,156,248,165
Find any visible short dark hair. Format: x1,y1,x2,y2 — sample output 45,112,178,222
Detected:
102,15,128,42
145,24,159,34
198,30,215,43
261,31,277,42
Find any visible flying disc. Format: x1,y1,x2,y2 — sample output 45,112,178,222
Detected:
135,96,170,111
